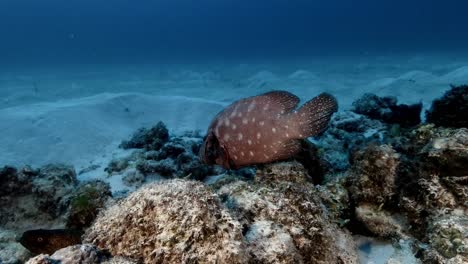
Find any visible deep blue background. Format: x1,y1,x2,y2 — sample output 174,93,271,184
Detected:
0,0,467,63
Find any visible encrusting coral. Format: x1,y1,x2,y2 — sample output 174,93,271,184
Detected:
84,180,248,264
217,162,359,264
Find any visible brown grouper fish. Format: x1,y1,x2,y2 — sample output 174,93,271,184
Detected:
19,229,83,255
200,90,338,169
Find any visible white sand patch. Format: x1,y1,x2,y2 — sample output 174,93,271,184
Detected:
0,93,225,168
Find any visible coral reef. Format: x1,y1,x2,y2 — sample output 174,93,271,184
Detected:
25,244,111,264
84,180,248,264
348,144,399,206
315,111,388,173
0,164,78,231
216,165,358,263
426,85,468,128
84,162,359,263
66,180,112,230
119,121,169,150
0,164,112,262
352,93,422,127
343,122,468,261
354,203,406,238
106,122,220,185
427,213,467,259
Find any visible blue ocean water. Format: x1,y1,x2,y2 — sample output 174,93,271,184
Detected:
1,0,467,64
1,1,467,263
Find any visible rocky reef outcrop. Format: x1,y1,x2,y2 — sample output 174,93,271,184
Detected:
352,93,422,127
217,162,358,264
0,164,112,263
81,161,358,264
24,244,128,264
84,180,249,264
426,85,468,128
106,123,220,187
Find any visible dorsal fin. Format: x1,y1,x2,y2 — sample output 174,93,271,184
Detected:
258,90,300,112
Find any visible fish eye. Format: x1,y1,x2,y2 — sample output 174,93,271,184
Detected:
37,237,43,242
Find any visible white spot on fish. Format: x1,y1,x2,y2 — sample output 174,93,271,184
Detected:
259,121,265,126
232,124,237,130
224,119,230,126
242,118,248,124
237,112,242,117
257,133,261,139
286,133,289,138
241,151,245,156
233,155,238,160
248,139,252,145
238,133,243,140
263,104,270,111
249,151,254,156
252,117,256,122
280,110,285,114
272,127,277,133
223,134,230,141
247,102,256,112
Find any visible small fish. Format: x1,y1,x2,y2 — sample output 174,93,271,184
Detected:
19,229,83,255
200,90,338,169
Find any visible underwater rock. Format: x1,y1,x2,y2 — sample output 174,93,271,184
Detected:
349,144,399,206
106,124,219,184
0,164,78,231
32,164,79,218
84,180,248,264
354,203,406,238
293,140,327,184
426,85,468,128
254,161,313,184
217,179,359,263
120,121,169,150
396,127,467,225
25,244,110,264
105,158,130,175
121,169,145,188
428,213,467,259
415,212,468,263
316,177,351,225
352,93,422,127
0,165,35,197
420,128,468,177
66,180,112,230
315,111,387,173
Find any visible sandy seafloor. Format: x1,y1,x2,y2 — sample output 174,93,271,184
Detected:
2,53,468,263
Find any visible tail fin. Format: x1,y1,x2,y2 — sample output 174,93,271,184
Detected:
291,93,338,138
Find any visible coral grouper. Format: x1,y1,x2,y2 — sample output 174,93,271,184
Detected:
200,90,338,169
